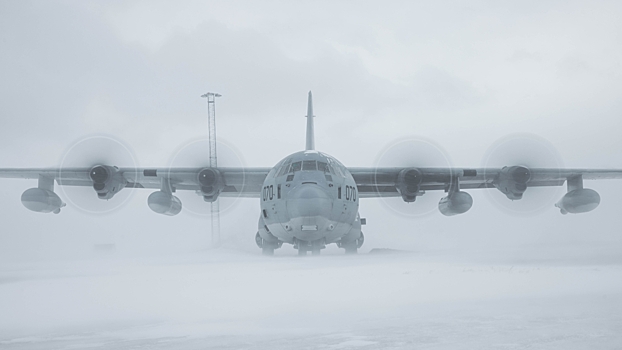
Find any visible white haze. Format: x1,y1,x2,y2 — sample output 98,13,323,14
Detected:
1,1,622,348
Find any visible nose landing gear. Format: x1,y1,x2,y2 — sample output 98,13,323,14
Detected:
294,238,325,256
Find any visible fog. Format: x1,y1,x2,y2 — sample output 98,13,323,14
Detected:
2,251,622,348
1,1,622,348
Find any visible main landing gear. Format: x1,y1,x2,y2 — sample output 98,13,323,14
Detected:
256,232,282,256
343,245,358,254
338,232,365,255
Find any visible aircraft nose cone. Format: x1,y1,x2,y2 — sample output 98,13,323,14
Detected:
287,184,332,218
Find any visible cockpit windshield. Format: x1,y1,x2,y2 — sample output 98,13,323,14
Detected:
302,160,317,171
274,154,345,177
291,161,302,172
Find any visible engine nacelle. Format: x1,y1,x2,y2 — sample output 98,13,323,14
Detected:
555,189,600,214
197,168,224,202
396,168,423,202
90,165,126,200
148,191,182,216
438,191,473,216
494,166,530,200
21,188,64,214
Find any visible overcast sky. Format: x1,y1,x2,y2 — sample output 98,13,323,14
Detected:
1,1,622,261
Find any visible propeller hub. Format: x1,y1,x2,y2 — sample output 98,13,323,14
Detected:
90,165,110,184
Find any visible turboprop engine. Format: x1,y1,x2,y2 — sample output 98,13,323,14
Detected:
555,189,600,214
438,191,473,216
21,188,65,214
197,168,224,202
148,191,182,216
493,166,530,200
90,165,127,199
396,168,423,202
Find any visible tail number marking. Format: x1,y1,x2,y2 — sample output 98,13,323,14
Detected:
345,185,357,202
263,185,274,201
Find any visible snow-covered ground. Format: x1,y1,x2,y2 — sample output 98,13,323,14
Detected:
1,248,621,349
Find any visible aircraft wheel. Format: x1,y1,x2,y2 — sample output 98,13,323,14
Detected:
298,249,307,256
262,246,274,256
311,249,321,256
344,246,358,255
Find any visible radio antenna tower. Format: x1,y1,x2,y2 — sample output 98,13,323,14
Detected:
201,92,221,247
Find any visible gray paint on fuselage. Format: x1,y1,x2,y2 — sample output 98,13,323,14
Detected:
259,150,360,246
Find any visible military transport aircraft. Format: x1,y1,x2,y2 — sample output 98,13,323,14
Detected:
1,92,621,255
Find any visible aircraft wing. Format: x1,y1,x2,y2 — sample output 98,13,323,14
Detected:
0,166,271,198
350,167,622,198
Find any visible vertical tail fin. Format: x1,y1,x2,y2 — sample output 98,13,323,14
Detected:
305,91,315,150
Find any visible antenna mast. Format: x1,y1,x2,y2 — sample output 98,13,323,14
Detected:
201,92,221,247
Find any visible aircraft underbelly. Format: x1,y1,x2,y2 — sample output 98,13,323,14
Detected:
267,215,351,243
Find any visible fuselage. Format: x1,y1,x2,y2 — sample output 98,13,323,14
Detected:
257,150,363,253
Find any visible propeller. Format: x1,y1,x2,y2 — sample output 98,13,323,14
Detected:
167,137,246,217
373,136,453,218
58,135,138,214
481,133,565,216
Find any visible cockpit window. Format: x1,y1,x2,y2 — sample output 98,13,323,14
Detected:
334,165,344,177
327,158,343,177
319,161,338,176
277,159,291,177
317,162,328,173
302,160,317,171
291,161,302,172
